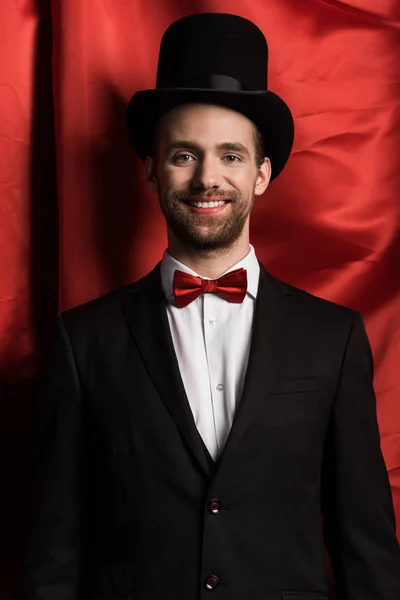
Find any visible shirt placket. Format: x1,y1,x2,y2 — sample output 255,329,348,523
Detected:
203,293,225,460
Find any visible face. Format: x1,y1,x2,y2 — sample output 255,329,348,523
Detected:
146,103,271,253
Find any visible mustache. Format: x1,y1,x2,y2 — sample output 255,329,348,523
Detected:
171,190,240,202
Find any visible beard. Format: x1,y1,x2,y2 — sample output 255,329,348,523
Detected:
158,187,255,252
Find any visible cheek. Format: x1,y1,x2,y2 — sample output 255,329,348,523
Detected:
162,167,193,189
227,170,257,192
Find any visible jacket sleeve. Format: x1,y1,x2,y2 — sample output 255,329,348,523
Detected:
17,314,87,600
322,311,400,599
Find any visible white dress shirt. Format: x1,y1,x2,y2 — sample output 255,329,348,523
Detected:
160,244,260,461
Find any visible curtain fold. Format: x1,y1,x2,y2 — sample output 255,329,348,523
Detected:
1,1,399,597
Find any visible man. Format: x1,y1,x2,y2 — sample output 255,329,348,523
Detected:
18,12,400,600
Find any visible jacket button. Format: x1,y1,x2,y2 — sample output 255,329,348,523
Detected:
208,499,221,514
204,575,219,590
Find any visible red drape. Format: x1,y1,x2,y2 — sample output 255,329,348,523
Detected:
1,1,399,597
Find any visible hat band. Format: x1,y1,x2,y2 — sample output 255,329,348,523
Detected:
158,73,250,92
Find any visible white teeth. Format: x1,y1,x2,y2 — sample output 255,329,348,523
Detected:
187,200,227,208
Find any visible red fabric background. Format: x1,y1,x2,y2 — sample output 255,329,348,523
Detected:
1,1,399,597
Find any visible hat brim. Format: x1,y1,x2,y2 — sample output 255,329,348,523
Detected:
127,88,294,180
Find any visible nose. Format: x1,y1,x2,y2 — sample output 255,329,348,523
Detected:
191,155,222,190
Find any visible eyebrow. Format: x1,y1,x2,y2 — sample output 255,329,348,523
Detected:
166,140,251,158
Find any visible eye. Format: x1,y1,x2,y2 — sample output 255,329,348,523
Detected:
224,155,241,163
174,154,194,163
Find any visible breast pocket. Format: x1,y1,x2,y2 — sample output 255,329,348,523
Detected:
264,377,323,427
269,375,321,395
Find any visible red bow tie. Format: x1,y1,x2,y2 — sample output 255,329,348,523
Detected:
173,268,248,308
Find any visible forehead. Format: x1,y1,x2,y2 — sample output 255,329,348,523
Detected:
156,103,255,148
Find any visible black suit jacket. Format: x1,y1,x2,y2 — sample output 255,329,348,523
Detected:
18,261,400,600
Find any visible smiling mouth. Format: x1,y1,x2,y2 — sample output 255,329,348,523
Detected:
185,198,230,208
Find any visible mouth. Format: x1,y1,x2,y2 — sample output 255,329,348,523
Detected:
184,198,230,208
182,198,230,215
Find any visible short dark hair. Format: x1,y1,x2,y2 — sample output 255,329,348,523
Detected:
253,123,265,169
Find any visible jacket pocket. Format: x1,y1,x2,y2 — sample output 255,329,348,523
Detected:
90,595,132,600
281,592,328,600
269,376,321,395
86,561,138,598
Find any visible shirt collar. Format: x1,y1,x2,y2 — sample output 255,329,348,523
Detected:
160,244,260,301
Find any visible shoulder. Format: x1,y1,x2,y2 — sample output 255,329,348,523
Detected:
262,269,371,371
262,265,360,331
59,263,161,337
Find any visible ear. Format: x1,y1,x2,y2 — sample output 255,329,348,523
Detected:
254,157,271,196
145,156,157,193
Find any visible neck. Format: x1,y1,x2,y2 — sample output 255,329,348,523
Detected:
167,234,251,279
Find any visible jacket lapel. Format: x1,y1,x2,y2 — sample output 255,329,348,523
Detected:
122,263,213,478
216,262,293,464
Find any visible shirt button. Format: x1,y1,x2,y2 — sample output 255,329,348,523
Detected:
216,384,224,392
208,318,217,326
208,499,221,514
204,575,219,590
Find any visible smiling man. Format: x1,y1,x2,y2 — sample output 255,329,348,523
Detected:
147,103,270,274
18,12,400,600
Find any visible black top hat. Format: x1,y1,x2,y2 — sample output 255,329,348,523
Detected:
127,13,294,180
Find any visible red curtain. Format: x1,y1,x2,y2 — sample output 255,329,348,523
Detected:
1,1,399,597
